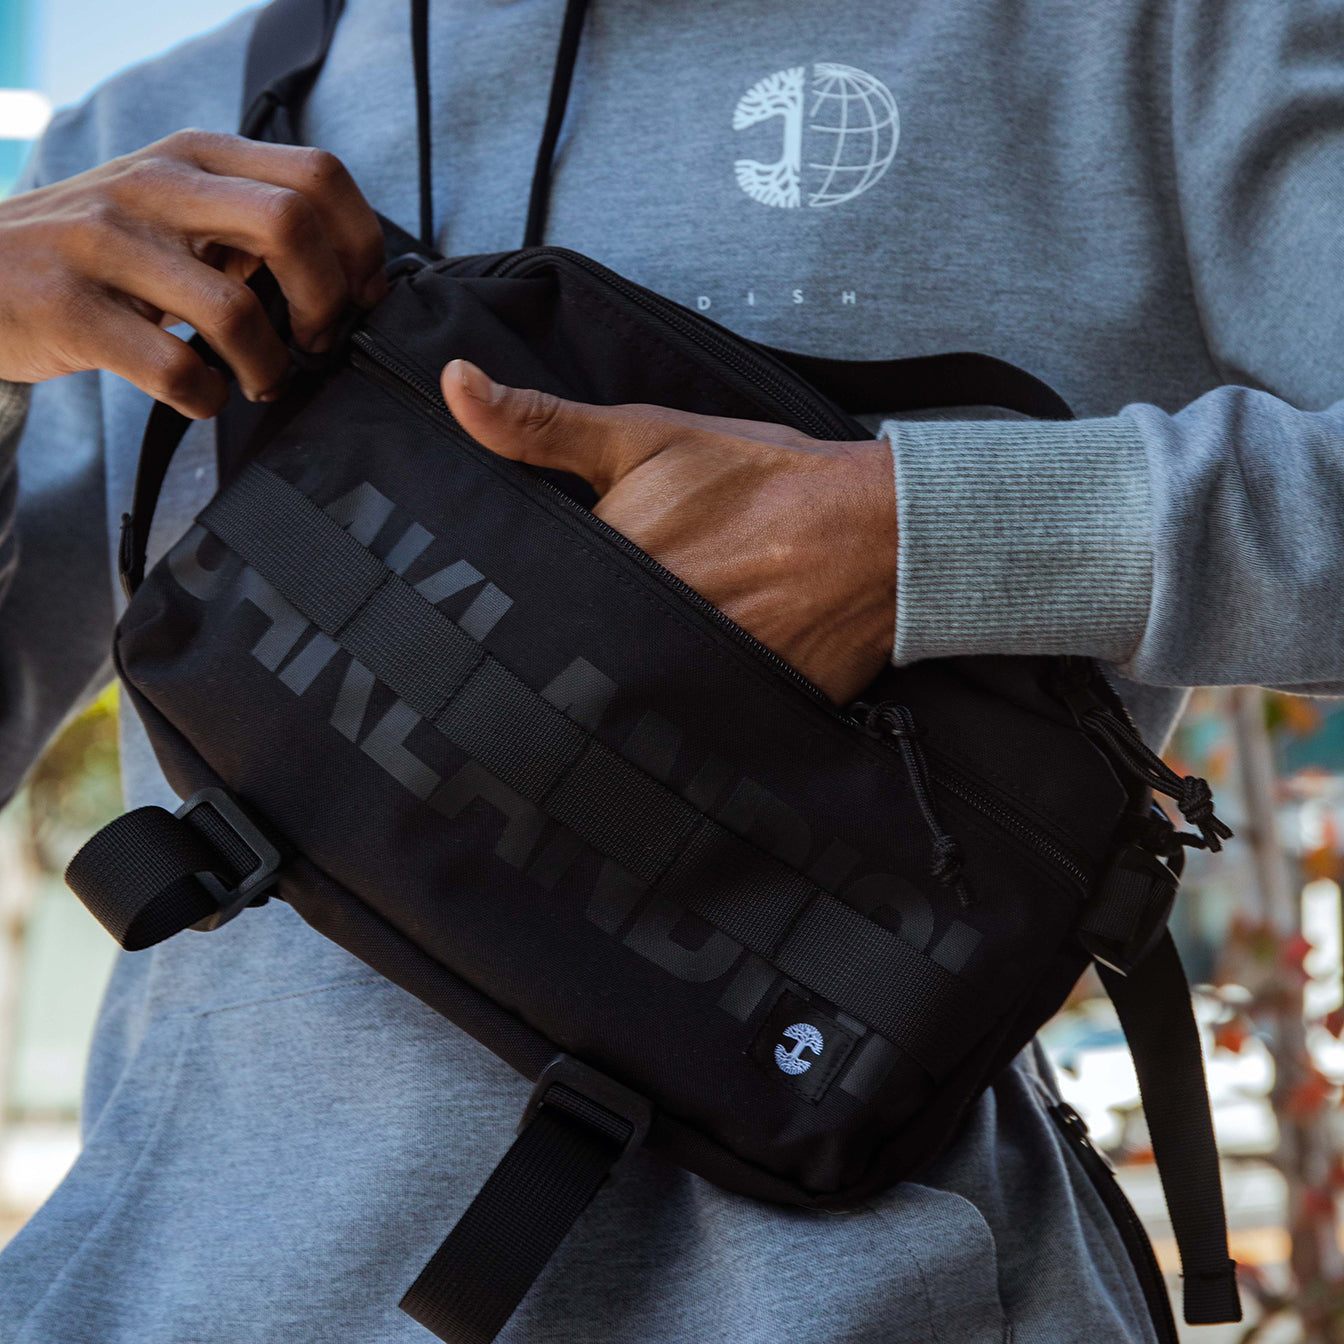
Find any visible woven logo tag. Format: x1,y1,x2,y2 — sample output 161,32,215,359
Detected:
750,990,858,1104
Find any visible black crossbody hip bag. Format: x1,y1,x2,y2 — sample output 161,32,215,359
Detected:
66,0,1242,1338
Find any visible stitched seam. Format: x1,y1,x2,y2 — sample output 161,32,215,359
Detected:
189,973,387,1020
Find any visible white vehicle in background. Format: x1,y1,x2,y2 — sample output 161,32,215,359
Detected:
1040,994,1276,1157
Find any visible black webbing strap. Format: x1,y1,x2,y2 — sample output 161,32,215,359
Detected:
764,345,1074,421
239,0,345,141
1100,933,1241,1325
65,806,232,951
118,331,228,601
120,0,440,603
401,1077,637,1344
197,462,983,1077
1077,841,1179,975
66,788,284,950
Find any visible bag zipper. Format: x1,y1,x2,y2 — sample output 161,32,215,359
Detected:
932,760,1090,893
485,247,857,443
1050,1102,1179,1344
350,328,841,710
347,327,1091,901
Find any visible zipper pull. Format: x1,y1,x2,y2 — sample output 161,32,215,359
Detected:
861,702,973,907
1053,1101,1117,1172
1054,670,1233,853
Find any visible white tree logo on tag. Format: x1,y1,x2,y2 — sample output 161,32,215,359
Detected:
733,63,899,209
775,1022,825,1075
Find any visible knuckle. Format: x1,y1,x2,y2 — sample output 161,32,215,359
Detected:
295,146,346,193
259,187,318,249
106,156,170,206
517,388,564,436
204,283,261,342
161,127,215,159
148,346,203,405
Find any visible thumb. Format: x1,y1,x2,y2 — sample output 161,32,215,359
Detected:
442,358,655,494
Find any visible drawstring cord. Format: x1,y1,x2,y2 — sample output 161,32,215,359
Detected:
862,703,972,907
409,0,591,250
1078,707,1233,852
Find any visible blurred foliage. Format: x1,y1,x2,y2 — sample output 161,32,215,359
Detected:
22,685,121,874
1172,690,1344,1342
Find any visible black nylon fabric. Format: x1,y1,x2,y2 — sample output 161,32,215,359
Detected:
115,250,1133,1202
198,461,990,1080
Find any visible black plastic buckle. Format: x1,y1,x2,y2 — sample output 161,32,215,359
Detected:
1079,841,1178,976
176,788,283,933
521,1055,652,1169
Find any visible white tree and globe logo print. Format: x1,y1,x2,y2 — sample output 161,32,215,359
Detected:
733,63,900,210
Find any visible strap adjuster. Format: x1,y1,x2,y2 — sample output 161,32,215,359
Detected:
176,788,282,932
1079,840,1178,976
521,1055,652,1167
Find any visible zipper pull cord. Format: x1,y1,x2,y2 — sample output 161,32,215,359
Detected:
1080,708,1233,852
864,703,973,907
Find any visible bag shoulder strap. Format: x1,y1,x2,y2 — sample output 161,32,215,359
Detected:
1101,932,1241,1326
120,0,429,599
240,0,344,140
764,344,1073,421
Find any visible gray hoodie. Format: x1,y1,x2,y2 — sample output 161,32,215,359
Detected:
2,0,1340,1339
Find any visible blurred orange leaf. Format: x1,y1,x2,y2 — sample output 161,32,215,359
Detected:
1285,1069,1334,1119
1303,846,1342,884
1301,1185,1335,1219
1280,932,1314,972
1272,693,1322,738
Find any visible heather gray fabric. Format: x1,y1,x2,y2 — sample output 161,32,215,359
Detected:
887,0,1344,698
7,0,1337,1337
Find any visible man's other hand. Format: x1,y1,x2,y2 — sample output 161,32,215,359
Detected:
442,358,897,704
0,131,387,418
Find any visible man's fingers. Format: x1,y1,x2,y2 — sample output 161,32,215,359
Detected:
154,131,387,311
152,170,353,351
92,232,291,401
82,299,229,419
441,359,668,493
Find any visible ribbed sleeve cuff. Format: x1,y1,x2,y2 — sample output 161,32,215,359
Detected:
0,380,31,449
885,415,1153,665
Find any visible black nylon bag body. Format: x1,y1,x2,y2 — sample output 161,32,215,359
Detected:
65,0,1243,1332
112,240,1137,1208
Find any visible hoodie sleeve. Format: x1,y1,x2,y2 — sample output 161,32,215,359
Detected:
887,0,1344,693
0,136,116,802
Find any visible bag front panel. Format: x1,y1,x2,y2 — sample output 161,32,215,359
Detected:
116,263,1128,1200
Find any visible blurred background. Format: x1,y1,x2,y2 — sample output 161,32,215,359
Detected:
3,4,1344,1342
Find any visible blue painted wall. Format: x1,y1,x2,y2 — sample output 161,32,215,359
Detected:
2,0,254,195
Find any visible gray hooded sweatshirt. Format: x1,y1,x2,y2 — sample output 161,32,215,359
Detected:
1,0,1342,1340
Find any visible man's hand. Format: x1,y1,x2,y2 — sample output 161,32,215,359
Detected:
0,130,386,419
442,359,897,704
